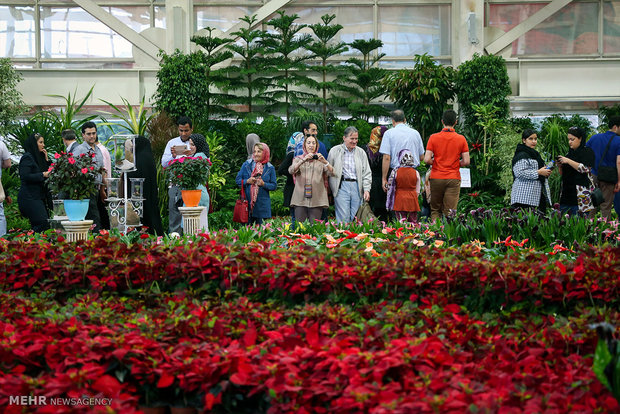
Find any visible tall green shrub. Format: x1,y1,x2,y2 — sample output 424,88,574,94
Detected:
382,53,455,142
345,39,389,120
190,27,235,119
154,50,209,123
455,54,512,133
261,11,314,122
307,14,350,124
225,15,274,118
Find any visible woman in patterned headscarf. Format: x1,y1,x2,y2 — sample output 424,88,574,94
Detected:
386,149,421,223
365,126,388,221
235,143,277,225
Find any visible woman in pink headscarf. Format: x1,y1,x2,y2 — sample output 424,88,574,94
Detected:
235,142,277,225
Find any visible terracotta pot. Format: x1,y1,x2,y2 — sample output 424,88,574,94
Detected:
181,189,202,207
138,406,167,414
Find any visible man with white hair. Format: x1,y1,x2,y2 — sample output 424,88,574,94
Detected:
328,126,372,223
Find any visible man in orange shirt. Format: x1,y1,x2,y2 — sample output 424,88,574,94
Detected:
423,110,470,220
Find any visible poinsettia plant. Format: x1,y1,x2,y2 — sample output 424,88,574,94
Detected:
46,151,105,200
165,156,211,190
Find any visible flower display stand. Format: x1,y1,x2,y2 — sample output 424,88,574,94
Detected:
107,134,144,234
107,172,144,234
60,220,93,241
178,206,205,236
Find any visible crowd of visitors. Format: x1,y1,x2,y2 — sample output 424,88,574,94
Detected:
1,112,620,236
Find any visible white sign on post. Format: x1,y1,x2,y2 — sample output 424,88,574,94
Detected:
460,168,471,188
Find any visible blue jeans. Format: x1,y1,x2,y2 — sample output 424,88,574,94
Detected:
335,181,361,223
249,216,263,226
560,204,579,216
168,185,182,234
615,190,620,219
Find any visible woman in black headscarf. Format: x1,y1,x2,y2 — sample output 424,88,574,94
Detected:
18,133,52,232
510,129,552,211
126,136,164,235
190,133,210,159
365,126,388,221
557,127,596,216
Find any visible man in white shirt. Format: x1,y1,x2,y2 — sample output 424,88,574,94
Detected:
161,116,194,234
0,140,11,237
380,109,425,192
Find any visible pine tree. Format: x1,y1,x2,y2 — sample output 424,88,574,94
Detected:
225,15,274,118
344,39,389,120
191,27,235,119
307,14,350,125
261,11,314,122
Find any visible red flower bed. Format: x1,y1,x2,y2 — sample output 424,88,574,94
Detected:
1,236,618,310
1,236,619,412
0,293,618,412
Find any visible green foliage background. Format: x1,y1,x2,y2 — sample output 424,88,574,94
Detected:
455,54,512,132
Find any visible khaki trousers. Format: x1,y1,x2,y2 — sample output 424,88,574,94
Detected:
429,178,461,221
591,177,616,220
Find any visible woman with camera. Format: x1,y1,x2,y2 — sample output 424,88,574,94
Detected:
557,127,596,216
289,135,334,223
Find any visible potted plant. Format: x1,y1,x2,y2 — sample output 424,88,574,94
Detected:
165,156,211,207
46,151,104,221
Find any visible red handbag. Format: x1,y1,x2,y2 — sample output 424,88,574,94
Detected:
233,180,249,223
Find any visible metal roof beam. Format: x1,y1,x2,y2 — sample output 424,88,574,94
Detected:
73,0,161,61
485,0,573,55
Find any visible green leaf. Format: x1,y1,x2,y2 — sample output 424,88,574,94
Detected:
593,338,612,390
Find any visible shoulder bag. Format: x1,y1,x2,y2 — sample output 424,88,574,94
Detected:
596,135,619,183
578,171,603,211
233,179,249,223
